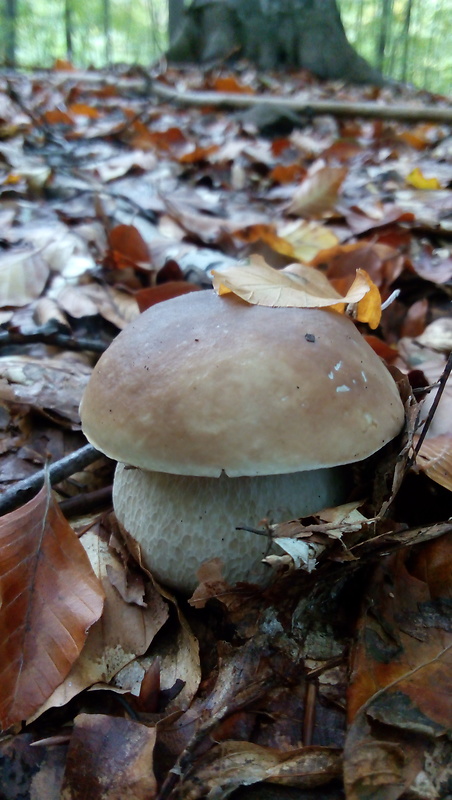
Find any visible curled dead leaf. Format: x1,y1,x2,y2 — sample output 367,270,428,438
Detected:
211,256,382,327
0,481,104,730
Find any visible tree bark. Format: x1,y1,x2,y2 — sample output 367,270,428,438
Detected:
103,0,112,63
166,0,386,85
65,0,74,61
4,0,17,67
168,0,186,44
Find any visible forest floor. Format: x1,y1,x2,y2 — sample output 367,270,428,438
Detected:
0,62,451,800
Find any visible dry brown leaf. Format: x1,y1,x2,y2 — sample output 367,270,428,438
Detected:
0,352,93,425
211,256,382,327
0,482,104,730
286,166,347,218
416,434,452,492
415,318,452,353
178,740,341,798
61,713,157,800
0,247,50,308
31,526,169,718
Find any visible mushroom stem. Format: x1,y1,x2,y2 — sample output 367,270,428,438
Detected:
113,462,347,593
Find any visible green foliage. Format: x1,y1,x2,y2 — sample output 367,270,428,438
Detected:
2,0,168,68
0,0,451,95
338,0,452,93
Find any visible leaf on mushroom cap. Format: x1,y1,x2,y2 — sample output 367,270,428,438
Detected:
80,289,404,478
211,256,382,328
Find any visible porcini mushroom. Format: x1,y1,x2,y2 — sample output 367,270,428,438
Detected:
80,290,404,592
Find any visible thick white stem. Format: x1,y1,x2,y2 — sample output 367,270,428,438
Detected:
113,463,346,593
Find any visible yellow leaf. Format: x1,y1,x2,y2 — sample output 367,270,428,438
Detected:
355,270,382,329
211,256,382,324
277,220,339,263
406,167,441,190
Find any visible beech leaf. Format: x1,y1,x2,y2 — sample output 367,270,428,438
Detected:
211,256,382,327
0,481,104,730
286,166,347,217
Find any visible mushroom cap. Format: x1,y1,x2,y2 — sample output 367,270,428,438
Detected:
80,290,404,477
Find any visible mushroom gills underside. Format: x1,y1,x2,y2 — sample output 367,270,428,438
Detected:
113,462,347,593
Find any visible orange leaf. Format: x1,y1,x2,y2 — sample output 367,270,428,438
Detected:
43,108,74,126
68,103,100,119
212,76,254,94
135,281,201,312
108,224,152,271
0,481,104,730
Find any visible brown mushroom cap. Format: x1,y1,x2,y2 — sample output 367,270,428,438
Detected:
80,290,404,477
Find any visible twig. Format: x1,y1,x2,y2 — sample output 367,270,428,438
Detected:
59,485,113,518
152,81,452,123
0,444,104,516
0,328,107,353
410,351,452,465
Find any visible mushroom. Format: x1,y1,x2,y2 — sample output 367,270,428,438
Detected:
80,290,404,593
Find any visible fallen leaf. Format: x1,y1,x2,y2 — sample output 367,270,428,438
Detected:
406,167,442,190
211,256,381,326
178,740,341,798
0,247,50,308
31,525,168,718
60,713,157,800
107,224,152,271
286,166,347,218
416,434,452,492
277,219,339,264
415,318,452,353
0,481,104,730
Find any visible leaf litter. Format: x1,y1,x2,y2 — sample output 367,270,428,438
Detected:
0,62,451,799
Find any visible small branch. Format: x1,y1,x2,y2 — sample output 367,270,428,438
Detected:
0,444,105,516
0,328,107,353
410,351,452,465
152,81,452,123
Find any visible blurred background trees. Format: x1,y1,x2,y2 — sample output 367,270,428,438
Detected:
0,0,451,93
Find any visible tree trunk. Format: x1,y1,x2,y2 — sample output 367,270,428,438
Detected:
4,0,17,67
103,0,112,63
166,0,386,85
168,0,186,44
376,0,393,73
65,0,74,61
401,0,413,82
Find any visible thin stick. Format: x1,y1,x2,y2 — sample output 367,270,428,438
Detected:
152,82,452,124
411,351,452,464
0,329,107,353
0,444,104,516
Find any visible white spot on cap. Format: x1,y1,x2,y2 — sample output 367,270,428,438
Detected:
334,361,343,371
361,371,368,382
336,385,350,393
328,371,334,379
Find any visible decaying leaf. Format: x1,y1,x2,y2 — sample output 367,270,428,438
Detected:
0,246,50,308
211,255,382,327
176,740,342,798
415,434,452,492
31,525,169,718
60,713,157,800
0,481,104,730
286,166,347,218
345,536,452,798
